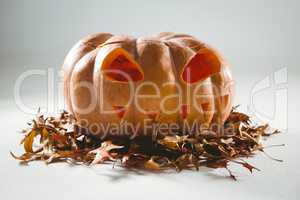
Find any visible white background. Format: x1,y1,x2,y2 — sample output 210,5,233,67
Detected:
0,0,299,199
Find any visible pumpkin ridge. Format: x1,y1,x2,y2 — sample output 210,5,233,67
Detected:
164,41,182,125
63,33,113,114
168,38,221,126
165,42,193,124
131,38,138,126
70,49,98,123
168,36,227,125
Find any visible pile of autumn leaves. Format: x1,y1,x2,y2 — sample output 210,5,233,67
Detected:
11,108,280,180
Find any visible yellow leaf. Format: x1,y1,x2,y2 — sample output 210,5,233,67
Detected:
42,128,48,138
23,130,36,153
157,136,181,150
144,158,161,170
100,141,123,152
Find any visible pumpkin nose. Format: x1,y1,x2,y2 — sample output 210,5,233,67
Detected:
112,105,127,119
180,104,189,119
146,110,159,121
181,48,221,84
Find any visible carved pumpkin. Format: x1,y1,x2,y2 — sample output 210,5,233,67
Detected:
63,32,234,136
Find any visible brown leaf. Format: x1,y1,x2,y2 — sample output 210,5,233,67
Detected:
203,140,228,157
52,133,68,144
11,108,282,180
233,160,260,173
22,130,37,153
158,136,182,150
89,141,123,164
241,162,259,173
40,128,49,143
144,158,161,170
205,159,229,169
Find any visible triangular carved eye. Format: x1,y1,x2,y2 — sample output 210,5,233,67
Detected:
102,48,144,82
181,48,221,84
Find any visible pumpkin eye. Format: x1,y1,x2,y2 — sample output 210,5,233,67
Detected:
102,48,144,82
181,48,221,84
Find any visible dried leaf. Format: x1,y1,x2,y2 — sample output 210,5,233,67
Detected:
158,136,181,150
11,108,282,180
241,162,260,173
144,158,161,170
89,141,123,164
22,130,37,153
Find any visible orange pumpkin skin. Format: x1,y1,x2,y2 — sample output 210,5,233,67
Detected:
63,32,234,136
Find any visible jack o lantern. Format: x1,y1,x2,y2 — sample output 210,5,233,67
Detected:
63,32,234,136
